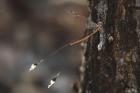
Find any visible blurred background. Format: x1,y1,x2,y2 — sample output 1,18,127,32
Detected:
0,0,88,93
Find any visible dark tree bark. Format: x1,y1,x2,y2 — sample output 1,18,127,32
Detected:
80,0,140,93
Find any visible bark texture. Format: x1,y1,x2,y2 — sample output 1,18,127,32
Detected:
80,0,140,93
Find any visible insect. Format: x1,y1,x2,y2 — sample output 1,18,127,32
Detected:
29,23,101,72
48,72,61,88
29,59,44,72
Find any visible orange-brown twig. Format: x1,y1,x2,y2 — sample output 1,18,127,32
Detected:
69,25,100,46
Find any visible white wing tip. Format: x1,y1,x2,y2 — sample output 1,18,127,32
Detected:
48,85,51,88
48,80,55,88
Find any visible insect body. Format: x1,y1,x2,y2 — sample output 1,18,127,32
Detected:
29,63,37,72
